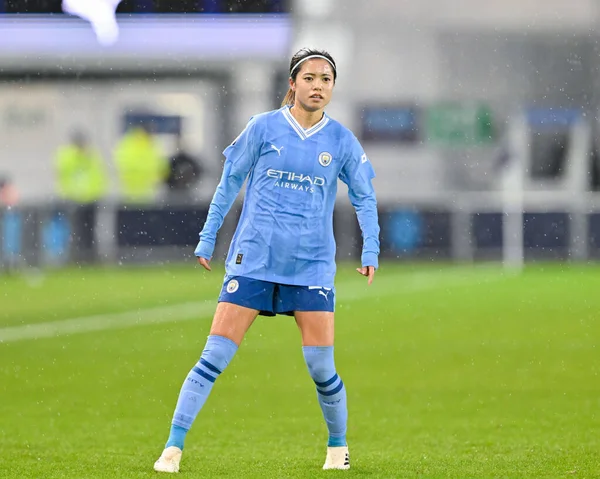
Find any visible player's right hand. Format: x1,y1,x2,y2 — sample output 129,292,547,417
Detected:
197,256,212,271
356,265,375,285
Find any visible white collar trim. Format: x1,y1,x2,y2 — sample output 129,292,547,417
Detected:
282,107,329,140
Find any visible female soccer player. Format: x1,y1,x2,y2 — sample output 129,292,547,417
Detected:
154,47,380,473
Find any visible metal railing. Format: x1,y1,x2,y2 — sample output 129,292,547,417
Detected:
3,192,600,273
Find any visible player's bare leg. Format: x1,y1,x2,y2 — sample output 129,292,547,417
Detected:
208,301,259,345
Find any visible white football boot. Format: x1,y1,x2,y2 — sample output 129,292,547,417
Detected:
322,445,350,470
153,446,182,473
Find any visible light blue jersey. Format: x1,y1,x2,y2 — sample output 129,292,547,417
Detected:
195,106,379,288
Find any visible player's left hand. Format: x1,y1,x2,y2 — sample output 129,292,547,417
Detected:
356,265,376,285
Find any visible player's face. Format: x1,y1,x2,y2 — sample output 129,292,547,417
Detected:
290,59,335,113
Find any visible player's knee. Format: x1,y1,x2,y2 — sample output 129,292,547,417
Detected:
303,346,336,383
199,334,239,374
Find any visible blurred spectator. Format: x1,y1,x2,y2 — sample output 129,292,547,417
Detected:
56,131,107,204
55,130,108,263
165,134,202,199
0,176,21,271
0,176,19,208
114,124,168,203
590,147,600,191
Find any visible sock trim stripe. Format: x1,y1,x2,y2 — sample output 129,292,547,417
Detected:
317,379,344,397
192,366,216,383
199,358,222,375
315,373,338,388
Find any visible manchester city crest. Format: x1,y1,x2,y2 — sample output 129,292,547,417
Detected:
226,279,239,293
318,152,332,167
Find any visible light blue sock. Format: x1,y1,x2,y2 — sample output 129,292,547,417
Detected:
165,335,238,450
303,346,347,447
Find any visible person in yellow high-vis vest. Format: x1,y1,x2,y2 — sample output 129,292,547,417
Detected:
55,131,108,264
56,131,107,204
114,125,168,203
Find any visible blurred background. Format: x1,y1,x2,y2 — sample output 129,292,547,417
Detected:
2,0,600,269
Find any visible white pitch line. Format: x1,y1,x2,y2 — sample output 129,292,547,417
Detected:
0,301,215,344
0,267,507,344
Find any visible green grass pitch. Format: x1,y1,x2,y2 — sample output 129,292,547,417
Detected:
1,262,599,478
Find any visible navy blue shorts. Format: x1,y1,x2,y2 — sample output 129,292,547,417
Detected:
218,275,335,317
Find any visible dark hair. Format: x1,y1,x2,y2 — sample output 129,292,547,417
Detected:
281,48,337,107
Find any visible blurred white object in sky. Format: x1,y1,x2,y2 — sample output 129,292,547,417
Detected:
62,0,123,46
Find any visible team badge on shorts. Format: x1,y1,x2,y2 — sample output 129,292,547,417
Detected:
226,279,239,293
318,152,332,167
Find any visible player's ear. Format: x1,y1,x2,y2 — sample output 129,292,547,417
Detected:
288,77,295,91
